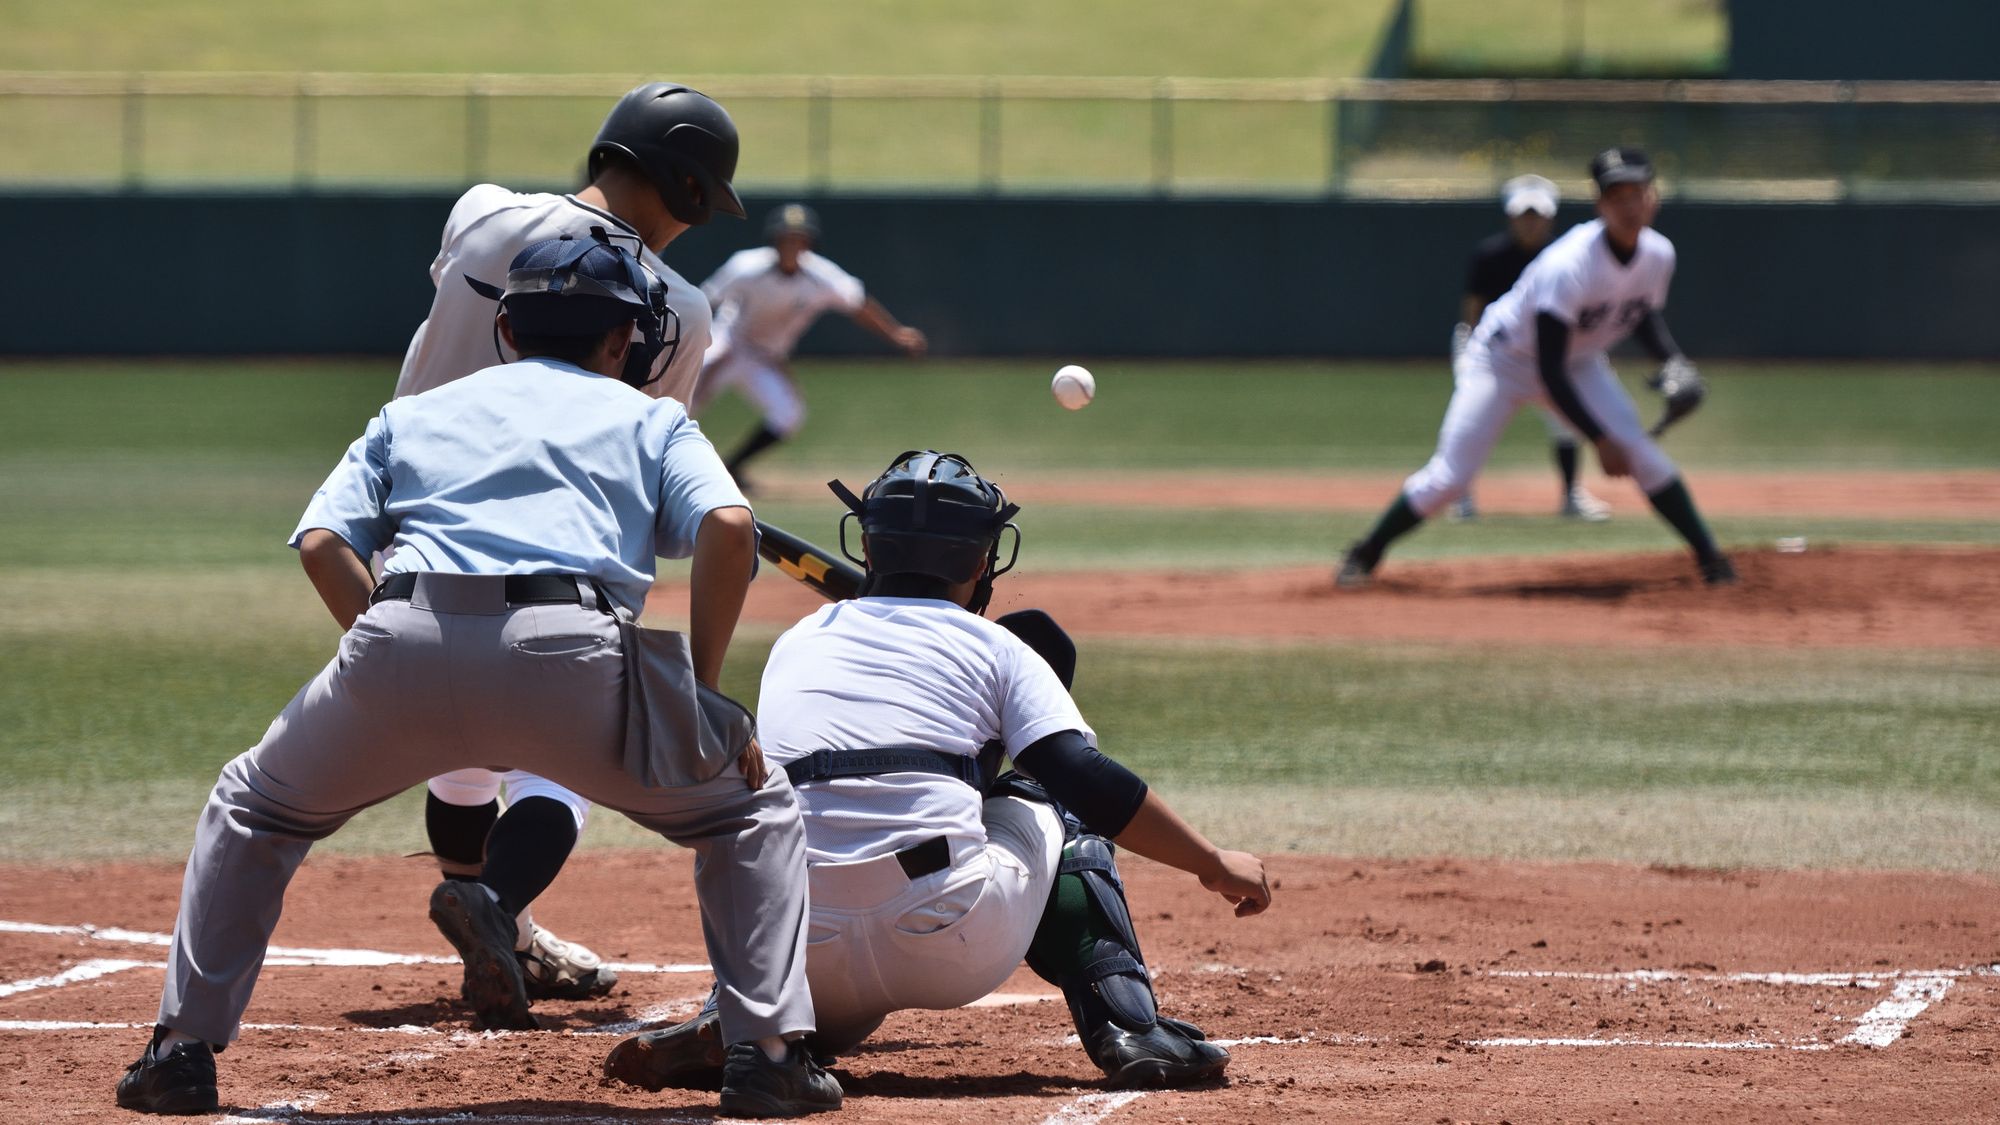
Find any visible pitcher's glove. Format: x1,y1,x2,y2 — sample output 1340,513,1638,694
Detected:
1646,356,1706,437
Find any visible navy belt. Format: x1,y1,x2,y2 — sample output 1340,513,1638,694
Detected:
783,747,985,789
370,572,607,610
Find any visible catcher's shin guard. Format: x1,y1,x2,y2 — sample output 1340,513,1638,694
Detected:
1026,835,1229,1088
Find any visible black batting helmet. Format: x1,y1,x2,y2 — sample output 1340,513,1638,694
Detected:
829,451,1021,613
764,202,821,244
497,233,680,390
588,83,746,227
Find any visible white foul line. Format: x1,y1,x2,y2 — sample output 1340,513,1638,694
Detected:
0,958,156,998
1040,1090,1149,1125
1468,1036,1831,1052
1839,975,1954,1047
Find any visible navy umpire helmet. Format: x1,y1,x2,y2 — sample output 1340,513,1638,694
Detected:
829,450,1022,614
764,202,821,244
588,83,747,227
499,233,680,390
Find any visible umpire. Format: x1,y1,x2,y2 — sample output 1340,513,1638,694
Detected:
113,237,839,1118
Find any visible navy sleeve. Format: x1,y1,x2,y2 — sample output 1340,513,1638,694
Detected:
1631,310,1681,363
1536,312,1604,441
1011,729,1149,839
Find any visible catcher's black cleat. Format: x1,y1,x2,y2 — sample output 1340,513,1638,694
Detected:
718,1040,843,1118
1700,554,1739,587
603,1006,724,1091
1087,1016,1230,1089
428,881,536,1031
115,1028,218,1115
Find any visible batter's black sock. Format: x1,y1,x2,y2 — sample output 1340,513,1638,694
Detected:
1554,440,1580,495
724,423,785,478
478,797,579,918
425,793,500,878
1351,494,1425,564
1646,477,1723,562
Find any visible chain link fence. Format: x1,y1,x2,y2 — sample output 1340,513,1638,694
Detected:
3,72,1996,201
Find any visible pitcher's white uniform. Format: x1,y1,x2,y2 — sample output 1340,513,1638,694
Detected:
396,185,711,406
755,597,1080,1046
689,247,867,436
394,185,712,833
1404,219,1679,515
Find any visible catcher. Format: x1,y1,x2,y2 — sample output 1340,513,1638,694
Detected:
1339,146,1734,588
604,450,1271,1092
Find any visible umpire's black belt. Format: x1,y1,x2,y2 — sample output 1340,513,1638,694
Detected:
370,572,608,610
783,747,985,790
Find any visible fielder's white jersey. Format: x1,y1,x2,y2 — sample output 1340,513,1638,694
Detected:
703,247,865,360
394,185,711,404
1475,219,1675,367
757,598,1093,865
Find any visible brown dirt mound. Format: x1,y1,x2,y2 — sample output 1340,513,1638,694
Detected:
660,547,2000,649
5,853,1998,1122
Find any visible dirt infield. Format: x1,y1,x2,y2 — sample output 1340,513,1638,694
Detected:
660,546,2000,649
5,853,1998,1122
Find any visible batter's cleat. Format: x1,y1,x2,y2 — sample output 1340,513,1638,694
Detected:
518,924,618,1001
1448,495,1479,521
115,1028,218,1115
1562,486,1613,521
1087,1016,1230,1089
718,1040,843,1118
1334,542,1378,589
603,1006,725,1091
428,881,537,1031
1700,555,1740,587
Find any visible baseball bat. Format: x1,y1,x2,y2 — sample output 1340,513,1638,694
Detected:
755,519,863,602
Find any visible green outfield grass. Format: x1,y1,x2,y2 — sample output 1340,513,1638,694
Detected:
2,358,1995,868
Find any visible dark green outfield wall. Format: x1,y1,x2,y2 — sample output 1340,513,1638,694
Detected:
5,191,1997,359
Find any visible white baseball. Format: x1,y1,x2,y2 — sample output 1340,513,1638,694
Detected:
1051,364,1095,410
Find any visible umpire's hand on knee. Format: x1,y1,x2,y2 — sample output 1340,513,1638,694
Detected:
1594,436,1633,478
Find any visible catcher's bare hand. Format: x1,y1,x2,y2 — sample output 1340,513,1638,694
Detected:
738,738,769,790
1594,436,1633,478
1201,849,1272,917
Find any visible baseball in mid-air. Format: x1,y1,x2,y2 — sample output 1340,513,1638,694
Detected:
1051,364,1096,410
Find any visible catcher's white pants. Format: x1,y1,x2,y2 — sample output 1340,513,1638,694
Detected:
1404,342,1678,518
157,576,815,1048
802,795,1064,1053
690,339,807,437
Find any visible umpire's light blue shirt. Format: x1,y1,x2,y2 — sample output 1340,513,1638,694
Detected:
292,357,747,616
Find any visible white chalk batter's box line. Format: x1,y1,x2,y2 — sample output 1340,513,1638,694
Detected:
2,918,1992,1054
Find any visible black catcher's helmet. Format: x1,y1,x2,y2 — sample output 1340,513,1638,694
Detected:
588,83,746,227
496,233,680,390
764,202,821,244
829,450,1022,614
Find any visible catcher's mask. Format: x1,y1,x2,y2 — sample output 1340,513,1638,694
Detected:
829,450,1021,616
472,230,680,391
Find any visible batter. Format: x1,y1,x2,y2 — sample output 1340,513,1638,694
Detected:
602,451,1271,1092
114,237,836,1118
692,204,928,491
1339,148,1735,588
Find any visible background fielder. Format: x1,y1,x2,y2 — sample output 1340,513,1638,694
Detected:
603,450,1270,1093
1339,147,1733,588
392,81,745,1013
692,203,928,492
1452,174,1611,523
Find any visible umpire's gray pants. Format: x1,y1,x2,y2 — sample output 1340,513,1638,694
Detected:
157,574,814,1047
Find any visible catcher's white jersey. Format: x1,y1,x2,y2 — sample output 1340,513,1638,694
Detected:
703,247,865,360
1475,219,1674,366
757,597,1092,864
394,185,711,404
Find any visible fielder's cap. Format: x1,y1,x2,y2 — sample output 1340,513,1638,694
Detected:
1590,147,1655,190
764,202,821,242
1502,173,1559,217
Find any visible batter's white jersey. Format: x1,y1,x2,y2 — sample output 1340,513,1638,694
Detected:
757,597,1092,865
394,185,711,404
703,247,865,360
1475,218,1675,366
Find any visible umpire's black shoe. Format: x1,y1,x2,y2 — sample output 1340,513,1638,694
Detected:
427,881,536,1031
1087,1017,1230,1089
718,1040,843,1118
603,1006,724,1091
115,1027,218,1115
